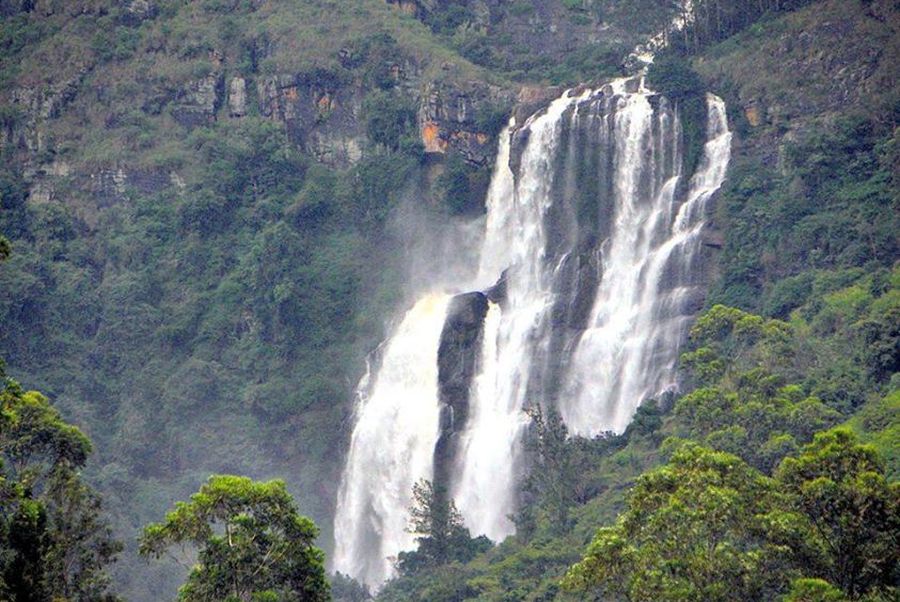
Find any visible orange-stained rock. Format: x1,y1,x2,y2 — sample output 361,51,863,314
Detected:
422,122,447,153
318,94,334,111
745,105,762,127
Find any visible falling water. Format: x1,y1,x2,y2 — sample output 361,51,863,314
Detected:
334,83,732,589
453,92,588,540
560,91,732,435
332,294,451,587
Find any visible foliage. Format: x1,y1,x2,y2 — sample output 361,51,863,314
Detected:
647,54,707,172
784,579,847,602
676,305,844,471
0,370,121,601
566,431,899,601
363,90,420,155
709,113,899,313
563,443,798,601
396,479,491,576
139,475,329,602
331,572,371,602
518,405,630,536
436,153,492,215
775,430,900,599
664,0,819,56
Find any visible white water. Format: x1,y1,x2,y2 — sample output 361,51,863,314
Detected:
332,294,451,587
560,92,732,435
334,85,732,589
454,92,589,540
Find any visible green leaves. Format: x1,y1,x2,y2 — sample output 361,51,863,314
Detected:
0,374,120,601
0,384,92,482
565,444,791,601
566,433,899,601
775,430,900,599
139,475,329,602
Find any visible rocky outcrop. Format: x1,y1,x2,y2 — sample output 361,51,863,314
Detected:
419,79,516,165
171,74,224,128
7,68,89,152
227,77,247,118
256,73,366,166
433,291,489,496
121,0,158,25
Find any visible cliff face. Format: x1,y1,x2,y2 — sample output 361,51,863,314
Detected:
694,0,898,165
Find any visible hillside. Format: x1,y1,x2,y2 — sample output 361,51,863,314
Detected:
0,0,897,600
0,1,677,598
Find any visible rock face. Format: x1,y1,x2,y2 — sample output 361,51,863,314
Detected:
7,68,88,152
171,74,224,128
256,73,367,166
419,79,516,165
228,77,247,118
433,292,489,497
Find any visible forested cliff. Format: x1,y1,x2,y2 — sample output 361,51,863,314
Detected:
0,1,897,601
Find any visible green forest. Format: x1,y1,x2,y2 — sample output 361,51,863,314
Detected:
1,0,898,600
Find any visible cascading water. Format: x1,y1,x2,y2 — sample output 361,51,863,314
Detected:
333,80,732,589
332,294,451,587
560,90,732,435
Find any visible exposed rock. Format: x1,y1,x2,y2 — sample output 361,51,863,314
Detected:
385,0,421,17
171,74,223,128
86,167,172,207
121,0,157,25
418,80,515,165
256,73,367,167
8,68,89,152
228,77,247,118
433,292,489,496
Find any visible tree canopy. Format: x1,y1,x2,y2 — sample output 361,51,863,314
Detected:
139,474,329,602
0,367,120,601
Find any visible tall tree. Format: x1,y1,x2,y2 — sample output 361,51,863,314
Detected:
139,475,329,602
775,429,900,600
397,479,490,576
563,443,802,601
0,369,121,601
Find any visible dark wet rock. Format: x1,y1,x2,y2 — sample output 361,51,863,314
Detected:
433,291,489,494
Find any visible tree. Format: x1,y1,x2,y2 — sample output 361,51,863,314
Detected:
330,572,371,602
784,578,847,602
563,443,801,601
0,369,121,601
139,475,329,602
396,479,490,575
775,430,900,600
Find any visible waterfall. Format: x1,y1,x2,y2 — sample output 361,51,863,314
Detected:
560,91,732,435
333,294,451,587
333,83,732,589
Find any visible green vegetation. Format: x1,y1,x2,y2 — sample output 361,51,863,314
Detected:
666,0,820,56
646,55,708,172
565,431,899,601
395,480,491,576
140,475,329,602
0,0,897,600
710,113,898,313
0,366,121,601
379,289,899,599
